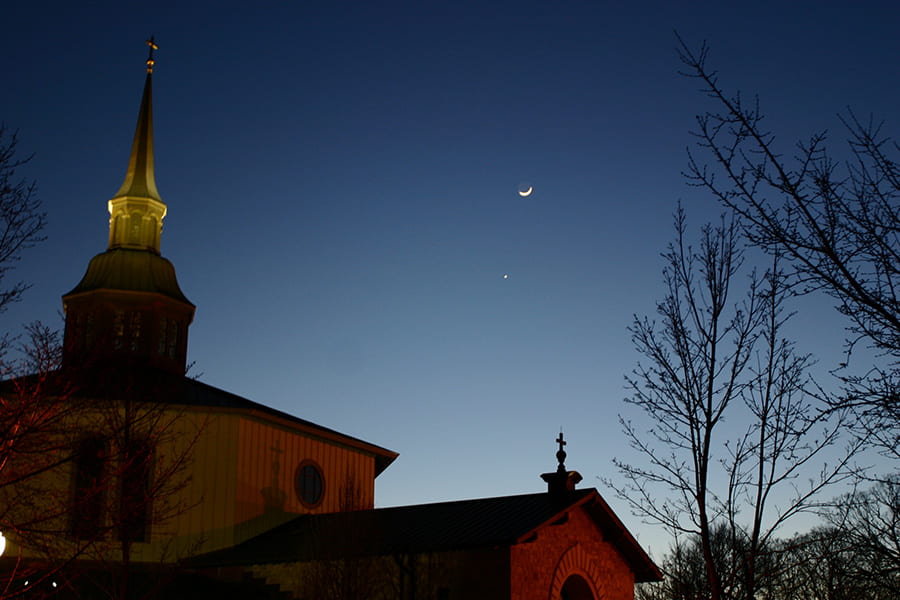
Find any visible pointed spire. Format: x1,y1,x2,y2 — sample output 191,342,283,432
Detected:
107,38,167,253
113,37,161,203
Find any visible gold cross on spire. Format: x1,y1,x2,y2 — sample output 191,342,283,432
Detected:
145,36,159,73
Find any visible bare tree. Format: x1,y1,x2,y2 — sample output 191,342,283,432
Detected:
636,533,712,600
0,325,80,599
646,522,899,600
771,518,900,600
18,354,212,600
823,476,900,598
614,208,855,600
676,37,900,464
0,126,46,315
0,128,67,598
644,516,899,600
637,525,782,600
0,350,203,600
1,338,201,600
771,528,857,600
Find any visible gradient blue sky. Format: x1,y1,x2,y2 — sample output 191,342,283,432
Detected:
3,1,899,556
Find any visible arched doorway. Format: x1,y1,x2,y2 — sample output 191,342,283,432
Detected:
560,574,595,600
548,544,603,600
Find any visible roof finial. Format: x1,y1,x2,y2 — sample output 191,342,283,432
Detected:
146,36,158,73
555,430,567,472
541,430,581,496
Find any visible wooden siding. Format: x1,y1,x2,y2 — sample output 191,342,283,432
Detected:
5,400,381,564
156,407,378,556
158,408,239,556
235,415,376,521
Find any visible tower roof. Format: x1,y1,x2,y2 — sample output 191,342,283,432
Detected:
63,247,192,304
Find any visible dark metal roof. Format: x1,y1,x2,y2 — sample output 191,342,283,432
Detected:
64,365,398,476
187,489,662,582
171,376,397,475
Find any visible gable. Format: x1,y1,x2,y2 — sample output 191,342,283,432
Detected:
511,505,643,600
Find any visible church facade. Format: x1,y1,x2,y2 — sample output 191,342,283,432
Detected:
1,42,660,599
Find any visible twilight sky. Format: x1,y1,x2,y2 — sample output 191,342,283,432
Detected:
3,1,899,556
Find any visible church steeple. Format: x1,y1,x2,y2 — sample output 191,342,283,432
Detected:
62,39,195,374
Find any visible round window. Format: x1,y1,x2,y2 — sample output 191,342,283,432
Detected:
294,460,324,508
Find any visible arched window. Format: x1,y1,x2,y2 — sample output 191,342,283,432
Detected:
167,320,179,359
128,311,142,352
71,437,108,539
560,574,595,600
128,212,141,244
119,439,152,543
157,317,181,359
85,312,95,349
157,316,168,355
113,310,125,350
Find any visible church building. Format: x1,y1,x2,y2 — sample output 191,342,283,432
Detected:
2,41,660,599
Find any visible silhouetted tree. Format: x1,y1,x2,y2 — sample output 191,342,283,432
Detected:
0,347,204,599
771,527,871,600
0,128,67,598
822,477,900,598
638,525,783,600
641,522,899,600
637,533,711,600
68,375,202,600
0,324,79,598
0,126,46,315
615,208,856,600
677,37,900,465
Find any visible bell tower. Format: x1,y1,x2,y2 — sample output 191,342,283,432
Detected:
62,39,195,374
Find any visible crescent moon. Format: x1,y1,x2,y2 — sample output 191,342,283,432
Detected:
518,186,533,197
